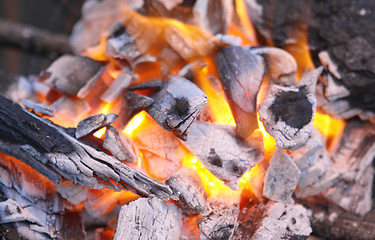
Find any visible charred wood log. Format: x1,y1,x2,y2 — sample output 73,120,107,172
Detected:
304,199,375,240
147,78,208,139
215,46,265,138
0,18,71,55
258,67,323,150
166,167,207,215
246,0,375,117
181,121,263,190
114,197,182,240
0,95,172,200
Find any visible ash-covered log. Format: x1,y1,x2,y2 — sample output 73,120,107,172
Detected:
199,200,239,240
0,153,84,239
215,46,264,138
166,167,207,215
233,201,312,239
114,197,182,240
258,67,323,150
263,149,300,203
41,55,104,97
21,99,54,117
181,121,263,190
322,119,375,216
0,95,172,200
291,129,339,198
103,126,138,163
147,78,208,139
101,71,133,103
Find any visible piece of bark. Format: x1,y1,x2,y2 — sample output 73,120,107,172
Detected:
114,197,182,240
75,113,118,139
323,166,374,216
0,96,172,200
42,54,103,96
182,121,263,190
103,126,137,162
215,46,265,138
263,149,300,203
166,167,207,215
258,67,323,150
199,200,239,240
116,91,154,130
21,99,54,117
101,72,133,103
147,78,207,139
233,201,312,240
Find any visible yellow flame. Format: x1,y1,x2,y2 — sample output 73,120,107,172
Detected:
93,127,107,138
183,156,240,200
313,112,345,150
233,0,258,45
123,111,147,135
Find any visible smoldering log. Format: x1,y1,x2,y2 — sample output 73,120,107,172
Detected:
233,201,312,240
181,121,263,190
258,67,323,150
147,78,208,139
291,129,339,198
0,154,84,240
41,55,104,96
166,167,207,215
101,71,133,103
329,119,375,182
103,126,137,162
114,197,182,240
245,0,375,117
116,91,153,130
199,200,239,240
321,120,375,216
75,113,118,139
215,46,265,138
305,199,375,240
323,166,374,216
0,95,172,200
263,149,300,203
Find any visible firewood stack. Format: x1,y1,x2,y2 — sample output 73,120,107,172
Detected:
0,0,374,239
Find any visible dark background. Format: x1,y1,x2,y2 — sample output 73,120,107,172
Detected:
0,0,85,76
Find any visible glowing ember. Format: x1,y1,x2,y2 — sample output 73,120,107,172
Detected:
123,111,147,136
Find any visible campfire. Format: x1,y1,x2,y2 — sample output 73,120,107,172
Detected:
1,0,375,239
